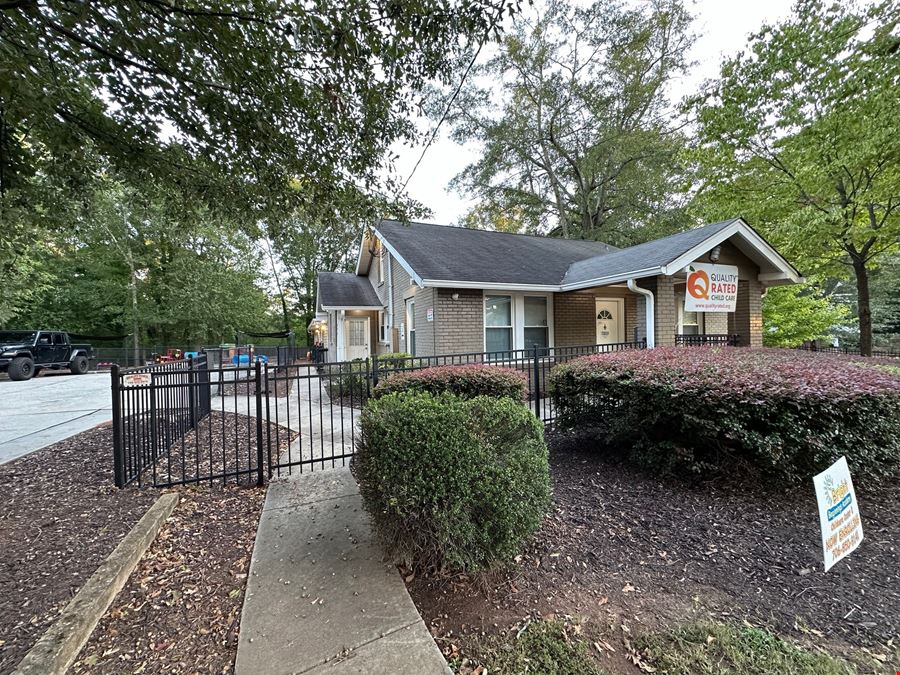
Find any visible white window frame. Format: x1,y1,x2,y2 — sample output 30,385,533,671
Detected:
378,310,389,345
406,298,416,355
677,293,704,334
483,291,554,352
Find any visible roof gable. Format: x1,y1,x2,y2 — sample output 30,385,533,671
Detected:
317,272,382,310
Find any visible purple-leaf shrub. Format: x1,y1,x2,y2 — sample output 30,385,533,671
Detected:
549,347,900,481
374,364,527,402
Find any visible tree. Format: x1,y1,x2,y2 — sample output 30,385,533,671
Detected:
762,285,851,347
443,0,694,246
690,0,900,355
1,1,513,219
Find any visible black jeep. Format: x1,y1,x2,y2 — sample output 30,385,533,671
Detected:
0,331,94,381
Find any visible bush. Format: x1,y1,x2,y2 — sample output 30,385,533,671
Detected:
357,391,551,572
549,347,900,481
322,359,369,403
374,363,527,401
375,351,413,369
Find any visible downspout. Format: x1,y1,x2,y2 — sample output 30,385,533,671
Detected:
627,279,655,348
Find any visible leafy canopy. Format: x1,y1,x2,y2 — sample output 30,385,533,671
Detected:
444,0,695,245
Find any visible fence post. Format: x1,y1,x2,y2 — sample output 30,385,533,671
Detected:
532,344,541,419
187,356,197,429
371,354,379,389
110,365,125,488
255,358,265,486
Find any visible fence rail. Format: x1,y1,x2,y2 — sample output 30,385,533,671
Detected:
110,341,646,488
674,334,739,347
796,343,900,358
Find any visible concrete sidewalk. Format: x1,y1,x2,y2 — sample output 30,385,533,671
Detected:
235,467,450,674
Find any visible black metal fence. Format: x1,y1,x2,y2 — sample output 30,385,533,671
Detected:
110,341,646,487
796,342,900,358
94,344,304,371
675,334,739,347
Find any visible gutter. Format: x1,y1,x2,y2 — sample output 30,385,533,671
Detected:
627,279,655,348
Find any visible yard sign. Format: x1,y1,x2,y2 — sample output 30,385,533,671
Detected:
684,262,739,312
813,456,863,572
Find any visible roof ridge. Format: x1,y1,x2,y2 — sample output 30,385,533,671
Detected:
378,218,616,249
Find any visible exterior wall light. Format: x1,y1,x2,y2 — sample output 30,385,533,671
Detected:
709,245,722,263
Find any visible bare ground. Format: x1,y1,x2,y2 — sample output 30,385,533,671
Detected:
409,434,900,671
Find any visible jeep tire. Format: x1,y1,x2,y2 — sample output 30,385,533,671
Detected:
70,355,89,375
8,356,35,381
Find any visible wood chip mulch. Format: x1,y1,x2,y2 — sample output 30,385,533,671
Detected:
409,435,900,660
0,426,157,674
144,411,297,487
71,485,265,675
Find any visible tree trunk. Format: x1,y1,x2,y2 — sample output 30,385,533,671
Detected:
851,257,873,356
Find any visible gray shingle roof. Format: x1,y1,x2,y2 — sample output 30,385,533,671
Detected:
562,219,741,286
317,272,382,308
377,219,745,287
376,220,617,286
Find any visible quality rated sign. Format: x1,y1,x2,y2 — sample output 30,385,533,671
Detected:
813,456,863,572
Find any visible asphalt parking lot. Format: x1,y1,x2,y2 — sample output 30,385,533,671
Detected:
0,371,113,465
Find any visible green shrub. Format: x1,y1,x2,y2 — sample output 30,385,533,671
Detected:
322,359,369,404
374,363,527,401
374,351,413,369
357,391,551,573
549,347,900,482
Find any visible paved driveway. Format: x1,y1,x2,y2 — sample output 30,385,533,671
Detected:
0,371,113,465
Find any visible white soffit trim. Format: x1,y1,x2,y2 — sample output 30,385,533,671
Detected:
422,279,561,292
353,230,370,275
372,227,425,287
560,267,662,292
662,219,802,283
321,305,383,311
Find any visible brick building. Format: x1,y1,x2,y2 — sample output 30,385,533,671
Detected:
311,218,801,361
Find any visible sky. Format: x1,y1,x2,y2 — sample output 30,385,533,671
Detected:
390,0,798,225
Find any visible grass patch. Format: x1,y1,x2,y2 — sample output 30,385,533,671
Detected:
638,622,855,675
458,620,608,675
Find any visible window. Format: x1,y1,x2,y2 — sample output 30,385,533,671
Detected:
678,294,702,335
52,333,67,345
406,299,416,356
523,296,548,350
485,295,513,352
378,310,388,344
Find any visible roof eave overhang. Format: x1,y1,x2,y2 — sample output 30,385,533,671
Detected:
353,231,370,276
661,218,803,284
320,304,383,311
372,226,425,288
560,267,663,292
421,279,561,292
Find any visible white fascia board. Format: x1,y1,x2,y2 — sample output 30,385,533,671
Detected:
422,279,561,292
321,304,383,311
372,227,425,288
662,219,803,283
353,230,370,275
559,267,663,292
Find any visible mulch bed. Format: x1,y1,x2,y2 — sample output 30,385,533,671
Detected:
72,485,265,674
409,435,900,664
0,426,157,674
144,411,297,486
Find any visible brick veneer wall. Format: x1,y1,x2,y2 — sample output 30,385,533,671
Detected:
704,312,729,334
554,293,596,346
435,289,484,354
729,278,763,347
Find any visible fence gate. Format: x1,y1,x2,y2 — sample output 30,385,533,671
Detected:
111,342,646,488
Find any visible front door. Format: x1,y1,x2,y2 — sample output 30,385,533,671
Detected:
344,317,369,361
596,298,624,344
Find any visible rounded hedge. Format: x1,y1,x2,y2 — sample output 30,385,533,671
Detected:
357,391,551,573
374,363,527,401
549,347,900,482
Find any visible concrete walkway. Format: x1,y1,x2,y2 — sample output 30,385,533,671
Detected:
235,467,450,675
0,372,112,464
